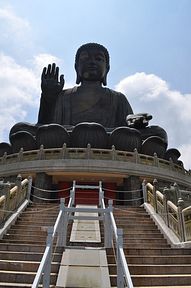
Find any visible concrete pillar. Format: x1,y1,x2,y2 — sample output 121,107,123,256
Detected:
33,172,53,202
123,176,142,206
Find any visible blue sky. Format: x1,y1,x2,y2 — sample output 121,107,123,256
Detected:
0,0,191,168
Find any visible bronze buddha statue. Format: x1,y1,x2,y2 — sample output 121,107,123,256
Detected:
0,43,181,163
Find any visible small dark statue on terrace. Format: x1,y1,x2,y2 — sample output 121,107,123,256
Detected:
0,43,182,164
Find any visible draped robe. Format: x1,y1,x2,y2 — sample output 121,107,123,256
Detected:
38,86,133,129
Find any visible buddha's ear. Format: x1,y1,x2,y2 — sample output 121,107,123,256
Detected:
102,75,107,86
75,63,81,84
102,66,110,86
76,73,81,84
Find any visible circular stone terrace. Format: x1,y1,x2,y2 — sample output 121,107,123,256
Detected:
0,145,191,188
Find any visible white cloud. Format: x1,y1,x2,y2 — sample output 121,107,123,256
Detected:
0,6,30,33
0,6,65,142
116,72,191,169
0,5,33,59
178,144,191,171
0,52,65,143
0,53,38,141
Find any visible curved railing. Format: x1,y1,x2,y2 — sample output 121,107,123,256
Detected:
0,175,32,226
0,145,189,176
143,181,191,242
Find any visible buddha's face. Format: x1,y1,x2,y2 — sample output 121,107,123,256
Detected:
77,48,108,83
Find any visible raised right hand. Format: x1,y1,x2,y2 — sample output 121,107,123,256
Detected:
41,63,65,96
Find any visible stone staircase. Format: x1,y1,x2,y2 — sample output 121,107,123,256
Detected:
107,206,191,287
1,202,191,287
0,202,63,287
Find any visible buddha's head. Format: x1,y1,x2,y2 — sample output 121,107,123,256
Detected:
75,43,110,86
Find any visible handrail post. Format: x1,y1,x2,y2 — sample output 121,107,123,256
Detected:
57,198,66,247
117,228,124,288
153,179,158,213
72,180,76,205
15,174,22,207
133,148,138,163
3,183,11,221
104,199,113,248
111,145,116,160
142,179,147,203
177,198,186,242
27,176,33,201
99,181,103,206
43,227,53,288
163,187,169,226
70,189,74,206
174,182,181,200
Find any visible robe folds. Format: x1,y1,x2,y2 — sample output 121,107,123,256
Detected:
38,86,133,129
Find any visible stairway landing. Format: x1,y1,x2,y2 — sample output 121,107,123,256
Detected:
56,205,111,288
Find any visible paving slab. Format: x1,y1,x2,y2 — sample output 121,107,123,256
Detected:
70,205,101,243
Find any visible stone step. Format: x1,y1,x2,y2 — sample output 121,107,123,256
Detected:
3,233,47,241
122,247,191,255
0,259,59,273
15,219,57,225
107,254,191,264
0,237,47,244
114,224,157,230
134,286,191,288
0,242,63,253
10,223,56,230
122,238,168,244
0,251,62,262
7,229,47,236
115,216,153,220
122,243,169,249
0,270,57,284
114,207,146,212
118,233,164,239
18,213,58,219
18,211,58,217
114,216,151,221
108,263,191,275
0,283,55,288
110,274,191,286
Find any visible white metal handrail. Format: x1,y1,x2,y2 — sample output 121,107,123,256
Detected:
32,196,71,288
109,201,134,288
32,181,134,288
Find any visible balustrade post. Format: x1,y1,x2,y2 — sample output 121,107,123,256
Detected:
18,148,24,161
174,182,181,199
15,174,22,192
86,143,92,159
57,198,66,247
27,176,33,201
169,158,174,170
2,152,7,164
153,153,159,166
104,199,113,248
142,179,147,203
177,198,186,242
111,145,116,160
99,181,103,207
60,143,68,158
163,187,169,226
133,148,139,163
1,182,10,223
71,180,76,206
117,228,124,288
15,174,22,207
43,227,53,288
38,145,45,160
153,179,158,213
